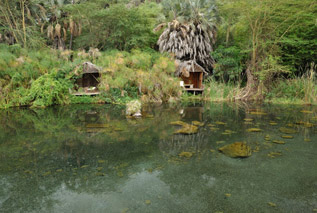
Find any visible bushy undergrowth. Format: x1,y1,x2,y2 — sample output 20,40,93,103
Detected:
265,76,317,104
203,77,240,102
96,50,182,103
0,44,76,108
201,75,317,105
0,45,182,108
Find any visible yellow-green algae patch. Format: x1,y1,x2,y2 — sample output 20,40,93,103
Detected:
178,152,194,158
272,140,286,144
218,142,252,158
244,118,253,122
268,202,277,207
192,121,204,126
250,111,267,115
170,121,188,126
279,127,297,134
215,121,226,125
247,128,262,132
281,135,293,139
267,152,282,158
174,124,198,135
300,110,313,114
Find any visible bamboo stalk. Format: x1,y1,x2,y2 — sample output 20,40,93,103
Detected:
0,6,19,43
21,0,27,47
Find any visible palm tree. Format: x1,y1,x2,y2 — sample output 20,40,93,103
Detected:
156,0,219,73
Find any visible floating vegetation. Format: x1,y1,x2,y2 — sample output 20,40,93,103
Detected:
265,135,271,141
247,128,262,132
272,140,286,144
244,118,253,122
97,167,103,171
281,135,294,139
170,121,188,126
210,149,216,153
192,121,204,126
300,110,313,114
267,152,282,158
81,165,89,168
244,122,253,125
218,142,252,158
268,202,277,207
250,111,267,115
56,169,63,172
279,127,297,134
179,151,194,158
215,121,226,125
269,122,278,126
210,127,220,131
224,130,236,134
294,121,314,128
208,124,216,127
304,138,311,142
174,124,198,135
221,132,230,135
86,124,110,128
43,171,51,176
253,146,260,152
225,193,231,197
145,200,151,205
216,141,225,144
96,172,105,176
98,160,105,164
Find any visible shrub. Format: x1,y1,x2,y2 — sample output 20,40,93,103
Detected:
22,73,71,107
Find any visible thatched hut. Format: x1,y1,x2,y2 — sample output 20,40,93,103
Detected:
72,62,101,96
176,60,207,94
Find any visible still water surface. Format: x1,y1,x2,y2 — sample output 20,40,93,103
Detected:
0,103,316,213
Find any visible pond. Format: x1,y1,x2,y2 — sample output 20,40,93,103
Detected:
0,103,316,213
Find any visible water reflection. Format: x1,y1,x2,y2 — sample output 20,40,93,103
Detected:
0,103,316,212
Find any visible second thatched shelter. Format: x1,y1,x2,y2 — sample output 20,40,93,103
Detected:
176,60,207,94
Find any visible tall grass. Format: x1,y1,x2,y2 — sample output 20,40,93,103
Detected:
203,77,241,102
265,63,317,105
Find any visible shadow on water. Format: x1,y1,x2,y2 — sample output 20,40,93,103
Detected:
0,102,316,213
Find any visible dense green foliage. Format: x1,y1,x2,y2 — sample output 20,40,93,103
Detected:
66,1,160,50
211,45,242,83
0,0,316,106
0,44,181,108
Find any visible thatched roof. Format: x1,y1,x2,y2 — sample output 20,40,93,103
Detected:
83,62,100,74
175,60,208,78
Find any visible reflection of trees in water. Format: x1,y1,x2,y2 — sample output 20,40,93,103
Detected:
0,104,183,212
1,103,316,212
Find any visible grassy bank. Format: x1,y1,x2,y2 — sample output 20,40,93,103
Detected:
199,77,317,105
1,45,316,108
0,45,181,108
